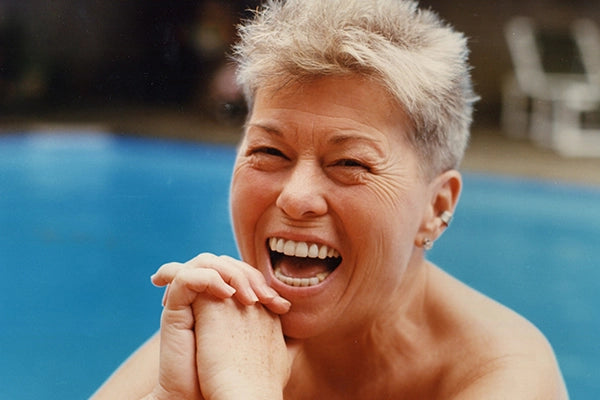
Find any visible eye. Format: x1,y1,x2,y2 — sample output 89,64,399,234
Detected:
327,158,372,185
248,146,289,159
262,147,287,158
244,145,291,171
334,159,370,170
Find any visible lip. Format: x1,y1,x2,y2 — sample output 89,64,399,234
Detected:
263,232,342,296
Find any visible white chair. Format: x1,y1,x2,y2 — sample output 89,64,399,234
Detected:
502,16,600,157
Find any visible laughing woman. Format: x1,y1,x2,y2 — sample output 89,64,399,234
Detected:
92,0,568,399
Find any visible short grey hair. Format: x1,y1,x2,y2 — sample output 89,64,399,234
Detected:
233,0,478,176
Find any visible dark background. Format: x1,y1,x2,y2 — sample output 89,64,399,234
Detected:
2,0,600,128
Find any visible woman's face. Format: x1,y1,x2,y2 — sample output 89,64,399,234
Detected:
230,75,434,339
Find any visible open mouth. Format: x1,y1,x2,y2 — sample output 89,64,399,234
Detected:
268,237,342,287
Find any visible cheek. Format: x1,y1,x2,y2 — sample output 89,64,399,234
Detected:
342,181,422,237
230,177,253,252
340,184,424,272
230,168,275,259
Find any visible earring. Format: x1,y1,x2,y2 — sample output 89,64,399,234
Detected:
440,210,453,226
422,238,433,250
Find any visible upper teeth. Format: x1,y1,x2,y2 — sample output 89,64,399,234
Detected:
269,237,340,259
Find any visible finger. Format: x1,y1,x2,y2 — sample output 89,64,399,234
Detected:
156,305,203,398
165,268,237,310
152,256,253,301
219,256,282,303
183,268,237,300
151,261,186,287
153,254,267,307
153,254,230,285
187,254,260,306
262,296,292,315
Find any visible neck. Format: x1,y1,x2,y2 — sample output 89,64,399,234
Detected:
287,259,436,398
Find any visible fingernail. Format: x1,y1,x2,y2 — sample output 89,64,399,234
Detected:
259,286,277,301
246,290,259,304
225,285,237,297
267,287,279,299
277,297,292,310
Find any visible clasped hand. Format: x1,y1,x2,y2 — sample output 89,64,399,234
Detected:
147,253,295,400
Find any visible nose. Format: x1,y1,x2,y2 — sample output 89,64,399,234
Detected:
275,160,328,219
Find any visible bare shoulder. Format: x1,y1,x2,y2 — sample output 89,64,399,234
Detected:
427,264,569,399
90,332,159,400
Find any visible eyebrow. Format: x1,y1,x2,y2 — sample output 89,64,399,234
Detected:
246,121,386,156
328,132,377,145
245,121,283,137
327,132,386,157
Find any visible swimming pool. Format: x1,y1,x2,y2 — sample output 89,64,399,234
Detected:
0,131,598,398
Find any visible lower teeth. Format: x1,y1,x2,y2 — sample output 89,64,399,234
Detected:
274,267,330,287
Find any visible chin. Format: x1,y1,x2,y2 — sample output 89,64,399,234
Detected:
279,311,330,340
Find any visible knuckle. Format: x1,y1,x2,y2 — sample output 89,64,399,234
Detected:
203,268,221,281
170,268,189,284
171,269,207,292
190,253,228,272
192,252,218,264
222,255,260,276
247,266,265,281
183,254,263,286
157,261,182,272
228,274,248,287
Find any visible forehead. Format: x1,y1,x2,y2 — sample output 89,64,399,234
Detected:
249,75,411,138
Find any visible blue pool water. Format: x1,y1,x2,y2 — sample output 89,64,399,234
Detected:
0,132,598,398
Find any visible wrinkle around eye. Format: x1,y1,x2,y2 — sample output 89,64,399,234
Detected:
326,163,370,185
244,147,290,171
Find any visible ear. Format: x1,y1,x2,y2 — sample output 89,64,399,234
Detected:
416,169,462,245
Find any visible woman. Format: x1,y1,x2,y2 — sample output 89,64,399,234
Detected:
93,0,568,398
